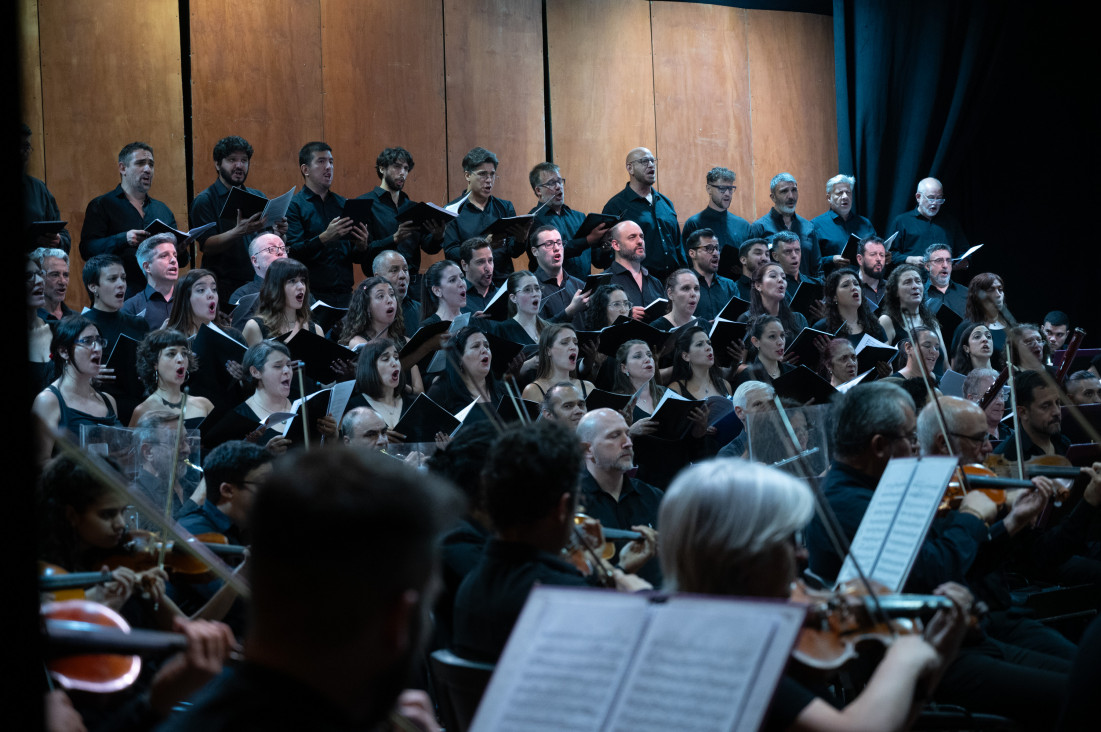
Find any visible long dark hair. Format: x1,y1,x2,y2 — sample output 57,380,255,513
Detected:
747,262,802,339
669,325,729,395
822,267,879,336
951,322,1005,375
164,268,229,335
880,264,938,334
256,258,312,335
421,260,462,314
964,272,1006,323
438,326,497,401
532,322,577,381
612,339,663,405
341,277,405,346
583,285,625,331
354,338,406,399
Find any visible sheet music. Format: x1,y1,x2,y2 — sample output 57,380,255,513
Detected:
471,588,804,732
953,243,983,262
261,186,296,224
836,369,872,393
445,191,471,214
327,380,356,421
836,456,958,591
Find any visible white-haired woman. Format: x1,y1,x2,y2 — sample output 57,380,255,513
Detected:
659,458,970,732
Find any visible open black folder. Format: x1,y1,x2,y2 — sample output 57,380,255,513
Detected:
393,393,460,442
395,201,458,228
470,585,805,732
217,186,267,220
279,328,357,384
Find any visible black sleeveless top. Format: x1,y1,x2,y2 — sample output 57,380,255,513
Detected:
47,384,121,435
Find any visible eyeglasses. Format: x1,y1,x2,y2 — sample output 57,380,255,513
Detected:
537,240,564,251
709,184,735,193
471,170,497,180
921,194,947,204
538,177,565,189
693,245,719,253
950,431,991,445
927,257,952,266
887,430,919,446
75,336,108,349
517,285,541,295
256,245,287,257
609,300,631,310
628,157,656,167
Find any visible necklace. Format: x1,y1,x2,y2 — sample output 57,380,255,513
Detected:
155,391,182,409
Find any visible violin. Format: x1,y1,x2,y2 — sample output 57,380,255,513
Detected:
790,579,977,672
42,599,152,693
104,530,248,584
38,562,113,602
561,513,643,586
938,463,1037,514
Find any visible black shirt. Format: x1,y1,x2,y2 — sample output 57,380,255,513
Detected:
23,173,71,252
79,184,179,298
121,284,173,330
693,270,738,322
681,206,751,252
860,276,887,309
924,279,968,317
992,427,1071,461
442,195,523,285
886,208,971,261
528,202,614,279
463,278,495,314
749,209,822,278
286,186,369,307
535,267,584,322
356,186,442,274
190,178,271,297
606,261,665,309
578,470,664,587
452,538,589,662
602,184,685,277
810,209,876,259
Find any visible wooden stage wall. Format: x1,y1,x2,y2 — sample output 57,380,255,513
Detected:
19,0,835,310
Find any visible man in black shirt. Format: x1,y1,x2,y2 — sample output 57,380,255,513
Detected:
923,243,967,316
528,162,612,278
681,166,751,256
993,370,1072,460
733,238,770,301
530,225,586,323
810,174,876,269
605,221,664,317
601,147,684,282
888,177,971,265
856,235,888,308
190,136,288,299
459,237,495,313
31,247,73,323
356,146,444,291
372,250,421,337
1042,310,1070,353
21,124,70,252
685,228,736,321
121,233,179,329
771,231,821,311
749,172,821,278
80,142,182,298
285,141,370,308
443,147,527,285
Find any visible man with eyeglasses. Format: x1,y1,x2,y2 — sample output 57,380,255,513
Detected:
191,136,289,299
749,172,822,278
685,228,736,321
443,147,526,286
602,147,685,283
810,174,876,272
922,243,967,316
527,162,613,279
806,382,1075,728
888,177,971,267
31,247,74,323
530,225,589,323
681,167,751,271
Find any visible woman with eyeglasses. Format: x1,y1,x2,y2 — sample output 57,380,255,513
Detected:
32,315,122,463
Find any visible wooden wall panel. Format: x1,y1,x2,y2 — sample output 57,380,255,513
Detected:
443,0,545,213
189,0,323,216
18,0,45,179
38,0,187,309
319,0,447,227
651,2,756,222
547,0,656,221
745,9,837,222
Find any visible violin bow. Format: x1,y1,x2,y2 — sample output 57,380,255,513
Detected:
770,398,896,632
293,360,310,450
46,423,250,598
159,388,189,570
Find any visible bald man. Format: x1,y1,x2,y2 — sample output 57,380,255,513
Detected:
601,147,684,282
340,407,389,451
605,220,664,318
888,177,971,265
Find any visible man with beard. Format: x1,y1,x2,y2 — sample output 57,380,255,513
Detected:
80,142,182,298
810,174,876,269
602,147,685,283
31,247,74,322
681,166,751,256
605,221,664,317
190,136,289,298
749,172,822,278
733,237,769,301
21,123,70,251
443,147,527,286
856,235,888,308
530,225,587,322
286,141,371,308
993,370,1072,460
373,249,421,336
159,448,460,731
528,162,612,279
888,177,971,265
356,146,444,292
459,237,495,313
923,243,967,316
685,228,736,321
